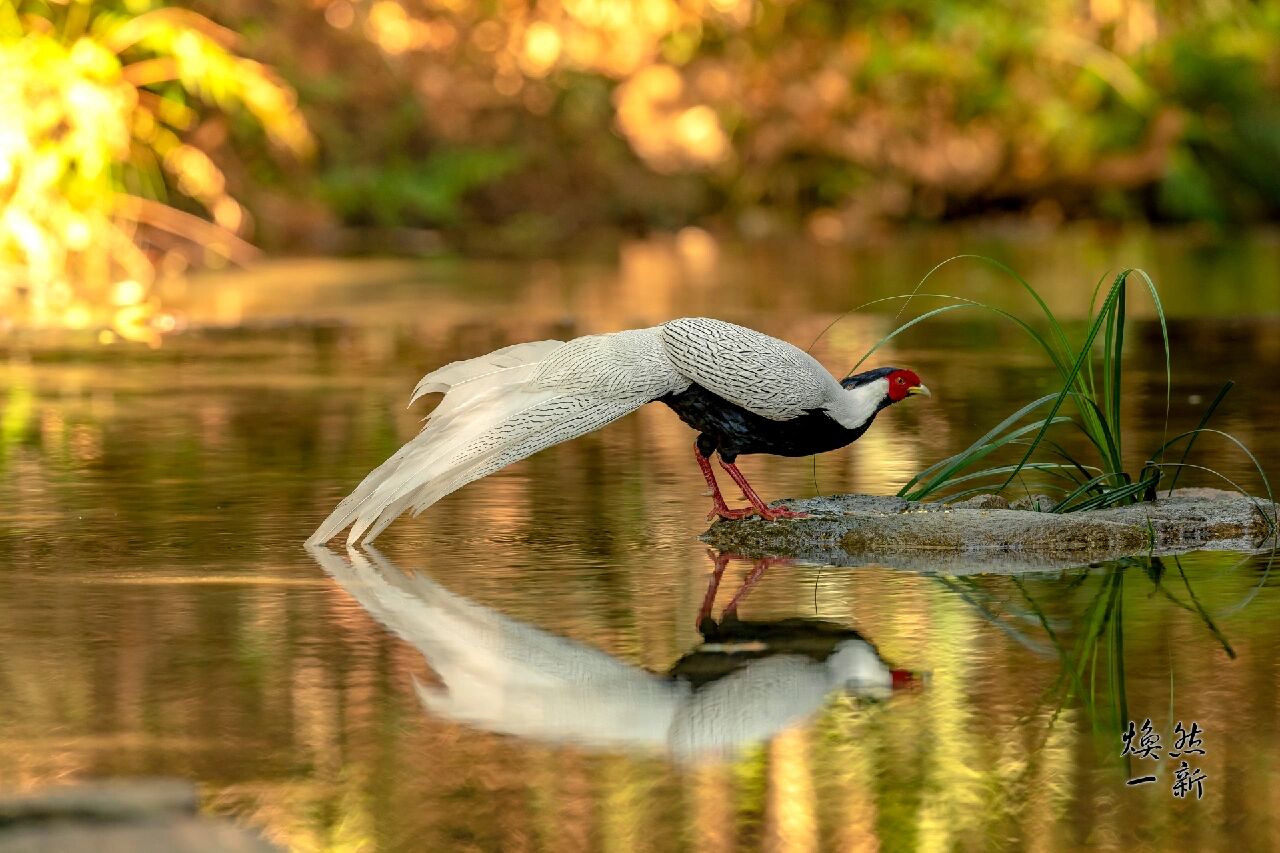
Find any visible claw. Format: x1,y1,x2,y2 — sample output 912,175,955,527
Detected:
757,504,809,521
707,505,757,522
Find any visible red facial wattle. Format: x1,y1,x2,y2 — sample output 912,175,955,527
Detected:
886,369,923,402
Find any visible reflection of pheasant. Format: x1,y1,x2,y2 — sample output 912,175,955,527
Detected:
308,318,928,544
308,546,919,760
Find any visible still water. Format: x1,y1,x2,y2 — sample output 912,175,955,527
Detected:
2,228,1279,851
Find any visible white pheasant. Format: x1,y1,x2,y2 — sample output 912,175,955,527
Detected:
308,546,914,760
308,317,929,545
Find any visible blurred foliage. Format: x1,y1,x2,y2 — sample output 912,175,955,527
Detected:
0,0,311,340
225,0,1280,247
4,0,1280,333
320,148,524,227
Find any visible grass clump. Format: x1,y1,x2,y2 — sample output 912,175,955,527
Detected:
843,257,1275,525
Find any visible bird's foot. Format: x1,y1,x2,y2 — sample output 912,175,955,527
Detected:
754,503,809,521
706,503,808,522
707,503,758,522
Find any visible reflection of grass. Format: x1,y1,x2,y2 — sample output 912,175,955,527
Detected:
936,549,1269,760
1037,564,1137,734
0,379,33,468
1003,555,1253,739
847,258,1276,523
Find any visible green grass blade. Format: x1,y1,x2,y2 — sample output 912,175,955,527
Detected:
1051,473,1135,512
1062,475,1159,512
1072,392,1124,480
997,272,1128,492
1039,438,1107,490
949,254,1076,361
939,484,1074,503
1083,269,1113,401
1128,269,1173,461
1108,282,1126,466
904,417,1075,501
1149,427,1276,518
847,303,970,371
932,462,1090,494
843,294,1071,380
1165,381,1234,493
1103,290,1115,431
839,253,1075,365
897,393,1066,495
1152,460,1278,535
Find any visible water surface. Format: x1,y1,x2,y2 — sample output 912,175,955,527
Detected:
2,228,1278,851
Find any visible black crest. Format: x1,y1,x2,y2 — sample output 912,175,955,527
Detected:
840,367,899,390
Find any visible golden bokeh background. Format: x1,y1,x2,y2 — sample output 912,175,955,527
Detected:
3,0,1279,340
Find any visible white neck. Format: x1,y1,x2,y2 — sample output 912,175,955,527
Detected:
826,641,893,694
826,378,887,430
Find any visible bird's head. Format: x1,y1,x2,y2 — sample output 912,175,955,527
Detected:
839,366,930,405
826,366,928,430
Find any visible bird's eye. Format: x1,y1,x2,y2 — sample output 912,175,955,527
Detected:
896,376,905,385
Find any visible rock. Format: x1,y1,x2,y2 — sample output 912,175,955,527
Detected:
1009,494,1056,512
701,488,1277,574
0,779,280,852
0,779,199,823
952,494,1011,510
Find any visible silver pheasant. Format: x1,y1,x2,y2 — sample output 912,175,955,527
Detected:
308,317,928,545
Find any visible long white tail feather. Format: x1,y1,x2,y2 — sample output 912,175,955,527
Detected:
343,393,647,545
409,340,564,404
309,327,686,545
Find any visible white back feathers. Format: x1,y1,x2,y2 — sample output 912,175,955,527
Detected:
408,339,565,404
660,318,836,421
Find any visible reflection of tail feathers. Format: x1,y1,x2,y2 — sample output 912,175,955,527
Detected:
309,545,682,749
308,546,906,759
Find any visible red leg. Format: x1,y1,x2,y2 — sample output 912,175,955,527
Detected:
696,550,730,628
723,558,769,616
718,461,808,521
721,556,798,616
695,444,755,521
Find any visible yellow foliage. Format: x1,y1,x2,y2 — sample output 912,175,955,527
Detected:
0,1,312,340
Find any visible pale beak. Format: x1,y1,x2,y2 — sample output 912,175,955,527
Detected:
907,384,931,398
